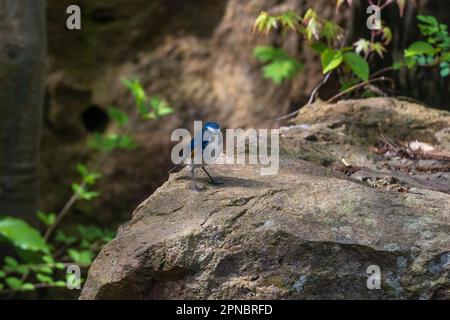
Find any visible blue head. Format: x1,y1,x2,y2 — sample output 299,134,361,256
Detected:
202,122,221,146
203,122,221,132
189,122,221,152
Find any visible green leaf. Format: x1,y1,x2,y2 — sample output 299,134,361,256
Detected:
440,67,450,77
321,49,343,74
37,266,53,274
278,10,302,32
107,107,129,127
55,262,66,270
4,256,18,267
405,57,417,69
404,41,435,57
262,59,303,84
310,42,327,54
88,133,137,151
76,164,101,185
16,264,29,275
321,20,341,44
255,46,303,85
5,276,23,289
392,61,404,70
149,97,173,117
382,27,393,45
254,46,290,62
253,12,278,34
37,273,54,284
20,283,35,291
71,183,100,201
0,270,6,278
343,52,369,81
68,249,93,265
122,77,147,105
370,42,387,58
42,255,54,264
303,9,320,42
55,230,77,245
0,217,49,253
36,211,56,227
441,52,450,62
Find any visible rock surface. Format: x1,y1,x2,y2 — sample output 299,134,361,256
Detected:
80,98,450,299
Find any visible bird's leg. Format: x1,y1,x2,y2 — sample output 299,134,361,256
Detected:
190,167,203,191
202,167,222,185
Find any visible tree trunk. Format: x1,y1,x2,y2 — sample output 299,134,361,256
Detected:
0,0,46,224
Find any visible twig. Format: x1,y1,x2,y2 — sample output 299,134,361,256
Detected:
325,76,394,103
270,72,332,122
370,66,394,78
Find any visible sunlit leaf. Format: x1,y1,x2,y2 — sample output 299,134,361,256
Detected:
321,48,343,73
37,273,54,284
371,42,387,58
36,211,56,227
382,27,393,45
71,183,100,201
254,45,303,85
0,217,49,253
404,41,435,57
68,249,94,265
441,52,450,62
20,283,35,291
262,59,303,84
253,11,278,34
353,39,370,56
303,9,321,42
278,10,302,32
321,20,341,44
254,46,290,62
5,276,23,289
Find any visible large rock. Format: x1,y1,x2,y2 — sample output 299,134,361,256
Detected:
80,98,450,299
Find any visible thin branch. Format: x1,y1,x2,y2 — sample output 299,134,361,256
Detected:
370,66,394,78
270,71,332,122
325,76,394,103
44,193,79,241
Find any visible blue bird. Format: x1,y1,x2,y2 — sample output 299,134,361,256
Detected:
168,122,222,191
